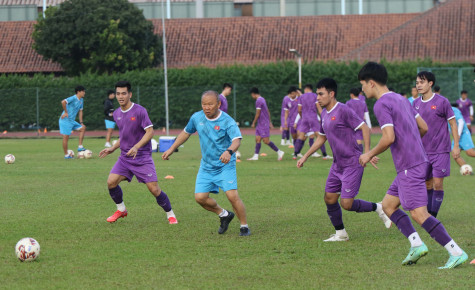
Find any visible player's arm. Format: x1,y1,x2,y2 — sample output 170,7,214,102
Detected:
61,99,68,119
78,109,84,124
284,110,289,128
297,134,327,168
415,115,428,137
298,105,302,117
99,139,120,158
358,123,379,168
359,126,394,167
268,109,274,129
162,130,191,160
219,138,242,164
251,109,261,128
364,112,372,128
316,102,323,115
448,117,460,159
457,119,464,137
126,126,154,159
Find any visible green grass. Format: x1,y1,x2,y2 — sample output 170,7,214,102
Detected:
0,135,474,289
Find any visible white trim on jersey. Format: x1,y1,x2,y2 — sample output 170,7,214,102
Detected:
447,116,455,121
120,102,135,113
143,124,153,130
354,121,365,131
381,124,394,129
205,111,222,121
470,106,473,116
326,102,340,113
231,136,243,141
318,132,326,136
420,93,435,103
415,113,420,118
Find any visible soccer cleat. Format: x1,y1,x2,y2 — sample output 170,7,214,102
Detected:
64,156,74,159
218,211,235,234
376,203,392,229
105,142,112,148
277,150,285,161
239,227,251,236
402,243,428,265
470,258,475,264
247,155,259,161
297,153,303,158
78,147,86,152
322,155,333,160
106,210,128,223
438,251,468,269
323,233,349,242
168,216,178,224
286,140,293,146
292,153,297,160
281,140,286,146
311,152,321,158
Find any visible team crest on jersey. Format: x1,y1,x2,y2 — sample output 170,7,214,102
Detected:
431,105,437,110
130,117,136,121
331,116,336,121
214,125,220,130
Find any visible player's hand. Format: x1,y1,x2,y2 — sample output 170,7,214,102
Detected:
369,156,380,169
251,123,255,128
126,146,138,159
471,116,474,121
359,152,372,167
61,112,68,119
293,124,297,129
279,126,283,132
219,151,231,164
296,156,307,168
99,147,114,158
452,146,461,159
162,149,173,160
270,123,274,129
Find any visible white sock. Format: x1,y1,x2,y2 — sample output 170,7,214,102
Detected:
166,210,175,219
336,229,348,237
116,202,126,212
64,154,69,157
444,239,463,256
376,203,382,212
408,232,423,247
240,224,248,228
218,209,228,217
78,145,84,148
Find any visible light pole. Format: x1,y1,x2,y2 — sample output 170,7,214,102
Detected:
161,0,169,136
289,49,302,89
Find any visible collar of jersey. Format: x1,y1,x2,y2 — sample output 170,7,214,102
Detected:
459,98,467,102
120,102,135,113
326,102,340,113
421,93,435,103
205,110,222,121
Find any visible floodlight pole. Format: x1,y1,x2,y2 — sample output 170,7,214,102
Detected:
43,0,46,18
161,0,169,136
289,49,302,89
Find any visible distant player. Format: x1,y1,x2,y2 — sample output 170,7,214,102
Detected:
99,81,177,225
162,90,250,236
413,71,459,218
104,89,116,148
408,86,418,105
356,88,373,130
280,87,296,146
456,90,473,133
287,88,301,146
247,87,285,161
449,103,475,168
293,84,330,160
347,88,370,149
59,85,87,159
219,83,232,113
297,78,390,242
434,85,441,94
358,62,467,269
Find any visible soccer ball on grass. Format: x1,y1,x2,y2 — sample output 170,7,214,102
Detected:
15,237,40,262
67,150,75,158
77,151,85,159
459,164,472,176
5,154,15,164
84,149,93,159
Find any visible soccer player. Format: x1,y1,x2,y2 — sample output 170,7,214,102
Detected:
413,71,459,218
59,85,87,159
456,90,473,133
104,89,116,148
162,90,250,236
358,62,467,269
247,87,285,161
99,81,177,225
408,86,419,105
449,103,475,168
293,84,330,160
297,78,390,242
219,83,232,113
352,88,372,129
280,87,293,146
287,88,301,146
347,88,370,149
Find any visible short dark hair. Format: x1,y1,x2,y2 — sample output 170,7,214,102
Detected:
304,84,313,91
75,85,85,93
107,90,115,95
434,86,440,92
416,71,436,87
451,102,458,107
250,87,259,94
358,62,388,85
287,86,298,94
461,90,468,94
316,78,338,97
223,83,233,90
115,80,132,92
349,88,360,96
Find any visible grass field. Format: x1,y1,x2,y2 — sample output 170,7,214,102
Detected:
0,135,474,289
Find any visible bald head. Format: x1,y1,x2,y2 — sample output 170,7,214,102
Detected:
201,90,220,104
201,90,221,119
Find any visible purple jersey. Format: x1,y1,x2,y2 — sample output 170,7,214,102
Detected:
113,103,153,158
319,102,365,168
288,96,299,126
280,95,291,126
298,92,318,120
359,94,369,113
255,96,270,129
456,98,472,122
219,94,228,113
413,93,454,154
374,92,428,172
346,98,367,140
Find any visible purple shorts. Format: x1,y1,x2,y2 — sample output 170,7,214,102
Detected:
427,153,450,179
325,164,363,198
464,116,471,125
289,125,297,135
110,155,158,184
387,162,429,211
297,117,320,134
256,126,270,138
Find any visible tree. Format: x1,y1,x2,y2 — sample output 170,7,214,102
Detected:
32,0,162,75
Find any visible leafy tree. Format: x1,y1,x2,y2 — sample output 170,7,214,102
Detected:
32,0,162,75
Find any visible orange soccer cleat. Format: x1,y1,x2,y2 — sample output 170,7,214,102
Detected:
168,216,178,224
106,210,128,223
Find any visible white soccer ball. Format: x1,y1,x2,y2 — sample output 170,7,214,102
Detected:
84,149,93,159
112,140,118,146
460,164,473,176
77,151,86,159
15,237,40,262
235,151,241,159
4,154,15,164
67,150,75,158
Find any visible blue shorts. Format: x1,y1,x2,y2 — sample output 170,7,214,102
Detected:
59,118,82,135
195,164,237,194
452,133,474,151
105,119,116,129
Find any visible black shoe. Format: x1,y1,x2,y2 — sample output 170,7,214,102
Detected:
239,227,251,236
218,211,235,234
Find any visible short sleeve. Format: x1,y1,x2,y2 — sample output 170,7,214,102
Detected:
184,114,197,134
374,100,393,129
442,98,455,120
226,119,242,141
319,113,326,135
344,106,365,130
80,99,84,110
140,108,153,129
256,98,263,110
65,96,76,104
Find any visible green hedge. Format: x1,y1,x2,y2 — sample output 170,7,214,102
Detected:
0,60,471,131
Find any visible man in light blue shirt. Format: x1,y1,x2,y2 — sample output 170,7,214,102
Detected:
59,85,87,159
450,104,475,168
162,90,250,236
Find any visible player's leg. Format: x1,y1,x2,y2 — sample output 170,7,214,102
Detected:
465,148,475,157
225,190,250,236
427,153,450,218
322,167,348,241
454,156,466,167
105,129,113,147
430,177,444,218
262,136,284,160
59,118,73,158
62,135,70,156
247,135,262,160
77,123,86,150
106,173,129,222
467,123,471,134
145,182,177,224
293,130,307,158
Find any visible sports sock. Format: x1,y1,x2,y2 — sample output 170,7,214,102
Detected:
281,130,286,139
116,202,126,212
336,229,347,237
240,224,248,228
268,141,279,152
321,144,328,156
155,191,172,212
166,209,176,219
219,209,229,217
431,190,444,217
78,145,84,149
444,239,463,256
421,216,452,248
285,130,290,140
254,143,261,154
309,138,314,147
109,186,124,205
349,199,375,213
427,188,434,213
408,232,423,247
389,209,417,238
326,203,344,230
294,139,304,154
